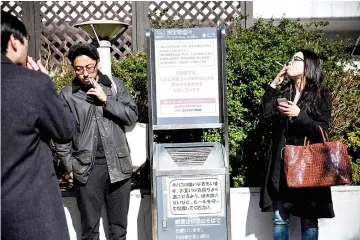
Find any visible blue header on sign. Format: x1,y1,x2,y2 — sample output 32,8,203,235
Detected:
154,28,217,40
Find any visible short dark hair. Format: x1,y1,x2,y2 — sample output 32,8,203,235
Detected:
1,11,28,54
68,43,99,64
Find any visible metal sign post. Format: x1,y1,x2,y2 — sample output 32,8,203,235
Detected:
146,27,230,240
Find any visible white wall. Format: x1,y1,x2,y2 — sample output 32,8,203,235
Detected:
230,187,360,240
63,186,360,240
252,1,360,33
253,1,360,19
125,123,147,168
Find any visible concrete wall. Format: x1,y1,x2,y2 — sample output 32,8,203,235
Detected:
63,186,360,240
230,187,360,240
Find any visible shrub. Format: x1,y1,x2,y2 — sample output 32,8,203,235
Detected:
51,66,75,93
112,52,148,123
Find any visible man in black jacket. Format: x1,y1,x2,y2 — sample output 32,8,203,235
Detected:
1,11,76,240
54,43,138,240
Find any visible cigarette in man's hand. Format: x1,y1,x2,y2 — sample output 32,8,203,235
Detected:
89,78,95,86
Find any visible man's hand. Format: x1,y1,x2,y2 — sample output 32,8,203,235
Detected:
278,101,300,117
26,56,49,75
87,80,107,103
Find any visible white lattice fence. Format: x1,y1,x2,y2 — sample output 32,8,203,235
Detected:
1,1,22,18
40,1,133,67
149,1,242,26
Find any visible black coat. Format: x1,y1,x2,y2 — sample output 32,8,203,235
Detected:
1,55,76,240
259,83,335,219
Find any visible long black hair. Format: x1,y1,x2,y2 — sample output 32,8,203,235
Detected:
1,11,28,54
298,50,331,115
280,50,331,115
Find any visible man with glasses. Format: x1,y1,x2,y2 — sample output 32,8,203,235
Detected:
54,43,138,240
1,11,75,240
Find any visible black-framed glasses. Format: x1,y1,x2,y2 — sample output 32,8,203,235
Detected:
293,56,304,61
290,56,304,62
73,61,98,74
287,55,304,65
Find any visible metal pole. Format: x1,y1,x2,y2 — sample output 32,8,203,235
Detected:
97,40,112,78
146,28,157,240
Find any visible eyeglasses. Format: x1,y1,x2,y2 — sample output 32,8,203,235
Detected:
287,55,304,65
73,62,98,74
289,56,304,62
293,56,304,61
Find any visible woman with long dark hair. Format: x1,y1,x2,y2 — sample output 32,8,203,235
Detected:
260,50,334,240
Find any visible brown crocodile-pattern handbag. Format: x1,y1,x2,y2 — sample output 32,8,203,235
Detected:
284,127,352,188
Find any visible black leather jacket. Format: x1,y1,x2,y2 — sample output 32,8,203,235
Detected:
54,72,138,184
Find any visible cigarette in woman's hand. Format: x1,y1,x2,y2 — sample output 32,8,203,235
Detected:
275,61,284,67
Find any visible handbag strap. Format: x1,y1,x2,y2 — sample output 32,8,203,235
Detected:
319,126,329,143
301,127,329,146
285,84,329,145
303,136,308,146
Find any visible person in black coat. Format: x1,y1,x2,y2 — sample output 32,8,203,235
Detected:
1,11,76,240
259,50,334,240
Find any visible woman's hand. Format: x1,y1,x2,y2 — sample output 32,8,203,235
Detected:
278,101,300,117
270,65,288,88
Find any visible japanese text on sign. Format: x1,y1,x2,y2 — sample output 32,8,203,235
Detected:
173,217,222,239
158,42,215,67
169,178,222,215
154,28,220,120
175,217,222,226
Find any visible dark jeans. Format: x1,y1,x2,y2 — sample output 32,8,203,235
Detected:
273,201,318,240
76,163,131,240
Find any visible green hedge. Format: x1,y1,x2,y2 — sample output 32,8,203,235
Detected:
51,17,360,187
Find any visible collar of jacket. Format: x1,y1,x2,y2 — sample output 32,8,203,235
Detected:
72,71,112,93
1,54,15,64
